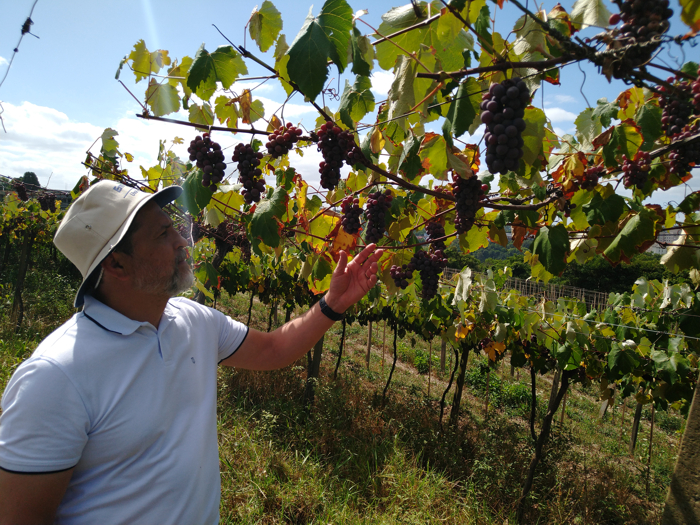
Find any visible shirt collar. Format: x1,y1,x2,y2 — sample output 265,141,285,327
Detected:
82,295,153,336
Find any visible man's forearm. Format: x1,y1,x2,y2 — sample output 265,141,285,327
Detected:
221,298,338,370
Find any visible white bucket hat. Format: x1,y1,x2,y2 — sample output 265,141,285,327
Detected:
54,181,182,307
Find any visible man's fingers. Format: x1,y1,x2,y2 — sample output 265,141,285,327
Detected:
352,243,377,267
335,250,348,274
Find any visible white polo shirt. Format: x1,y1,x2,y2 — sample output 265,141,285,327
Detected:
0,296,248,525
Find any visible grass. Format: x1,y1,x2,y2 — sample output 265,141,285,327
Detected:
0,282,685,524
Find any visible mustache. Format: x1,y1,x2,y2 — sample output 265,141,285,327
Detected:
175,248,189,265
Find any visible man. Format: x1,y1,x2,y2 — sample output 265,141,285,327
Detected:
0,181,383,525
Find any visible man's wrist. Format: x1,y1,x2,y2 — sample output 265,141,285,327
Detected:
319,295,344,321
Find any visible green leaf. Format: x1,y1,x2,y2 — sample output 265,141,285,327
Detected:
608,343,640,379
338,76,375,128
375,3,429,70
681,61,699,78
178,170,213,215
419,133,449,180
603,210,657,263
521,108,547,167
676,191,700,215
592,98,618,128
636,104,663,151
128,40,171,83
286,8,332,101
249,187,288,249
532,224,570,275
459,223,490,253
386,55,416,126
318,0,353,73
474,5,493,50
145,79,180,117
214,95,239,127
398,132,423,182
442,78,480,144
210,46,248,89
513,14,546,57
435,10,470,72
601,121,643,168
350,26,373,76
571,0,612,29
661,230,700,273
574,108,601,150
583,191,626,226
249,0,283,52
187,45,248,99
188,103,214,127
679,0,700,32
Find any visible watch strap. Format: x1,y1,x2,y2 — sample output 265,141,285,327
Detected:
319,296,344,321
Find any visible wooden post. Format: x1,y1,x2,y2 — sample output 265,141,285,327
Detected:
366,321,373,370
440,339,446,374
485,368,490,419
619,401,627,444
382,321,386,370
646,405,655,497
663,375,700,524
560,390,568,428
428,339,432,397
629,402,644,455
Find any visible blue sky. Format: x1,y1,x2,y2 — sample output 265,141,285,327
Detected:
0,0,695,207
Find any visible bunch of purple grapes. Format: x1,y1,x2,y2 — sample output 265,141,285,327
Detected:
340,196,362,235
622,151,651,189
659,70,700,137
669,124,700,177
581,166,605,190
607,0,673,76
480,78,530,175
390,249,447,299
425,221,446,251
316,122,366,190
188,133,226,190
364,189,393,244
13,181,28,202
452,174,488,234
37,193,56,212
232,143,266,204
265,122,303,158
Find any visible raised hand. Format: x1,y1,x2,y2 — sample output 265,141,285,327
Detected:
324,244,384,314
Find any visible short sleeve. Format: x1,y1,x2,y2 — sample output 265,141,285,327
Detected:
0,357,89,473
215,312,249,363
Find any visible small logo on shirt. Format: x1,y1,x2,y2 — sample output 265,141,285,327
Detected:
191,357,196,364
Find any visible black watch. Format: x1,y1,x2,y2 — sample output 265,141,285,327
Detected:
319,296,344,321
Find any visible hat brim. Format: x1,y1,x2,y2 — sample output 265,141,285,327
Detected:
73,186,183,308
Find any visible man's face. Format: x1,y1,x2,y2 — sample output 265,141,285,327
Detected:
126,202,193,298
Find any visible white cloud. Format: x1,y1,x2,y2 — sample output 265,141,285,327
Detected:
370,70,393,97
0,56,8,67
545,107,577,123
545,94,577,106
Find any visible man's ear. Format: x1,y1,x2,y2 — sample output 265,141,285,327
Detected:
100,252,130,281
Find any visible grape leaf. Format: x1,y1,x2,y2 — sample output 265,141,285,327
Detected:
419,133,449,180
474,4,493,49
575,108,601,150
338,76,375,128
532,224,570,275
188,103,214,127
521,107,547,166
661,230,700,273
636,104,662,151
250,187,288,249
187,45,247,99
350,26,373,76
375,3,430,70
179,170,213,215
583,191,626,226
608,343,640,379
601,120,643,168
287,8,332,101
318,0,353,73
214,95,239,127
249,0,283,53
603,209,657,264
167,56,193,98
145,79,180,117
592,98,618,127
128,40,171,83
571,0,612,29
442,78,480,145
679,0,700,33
